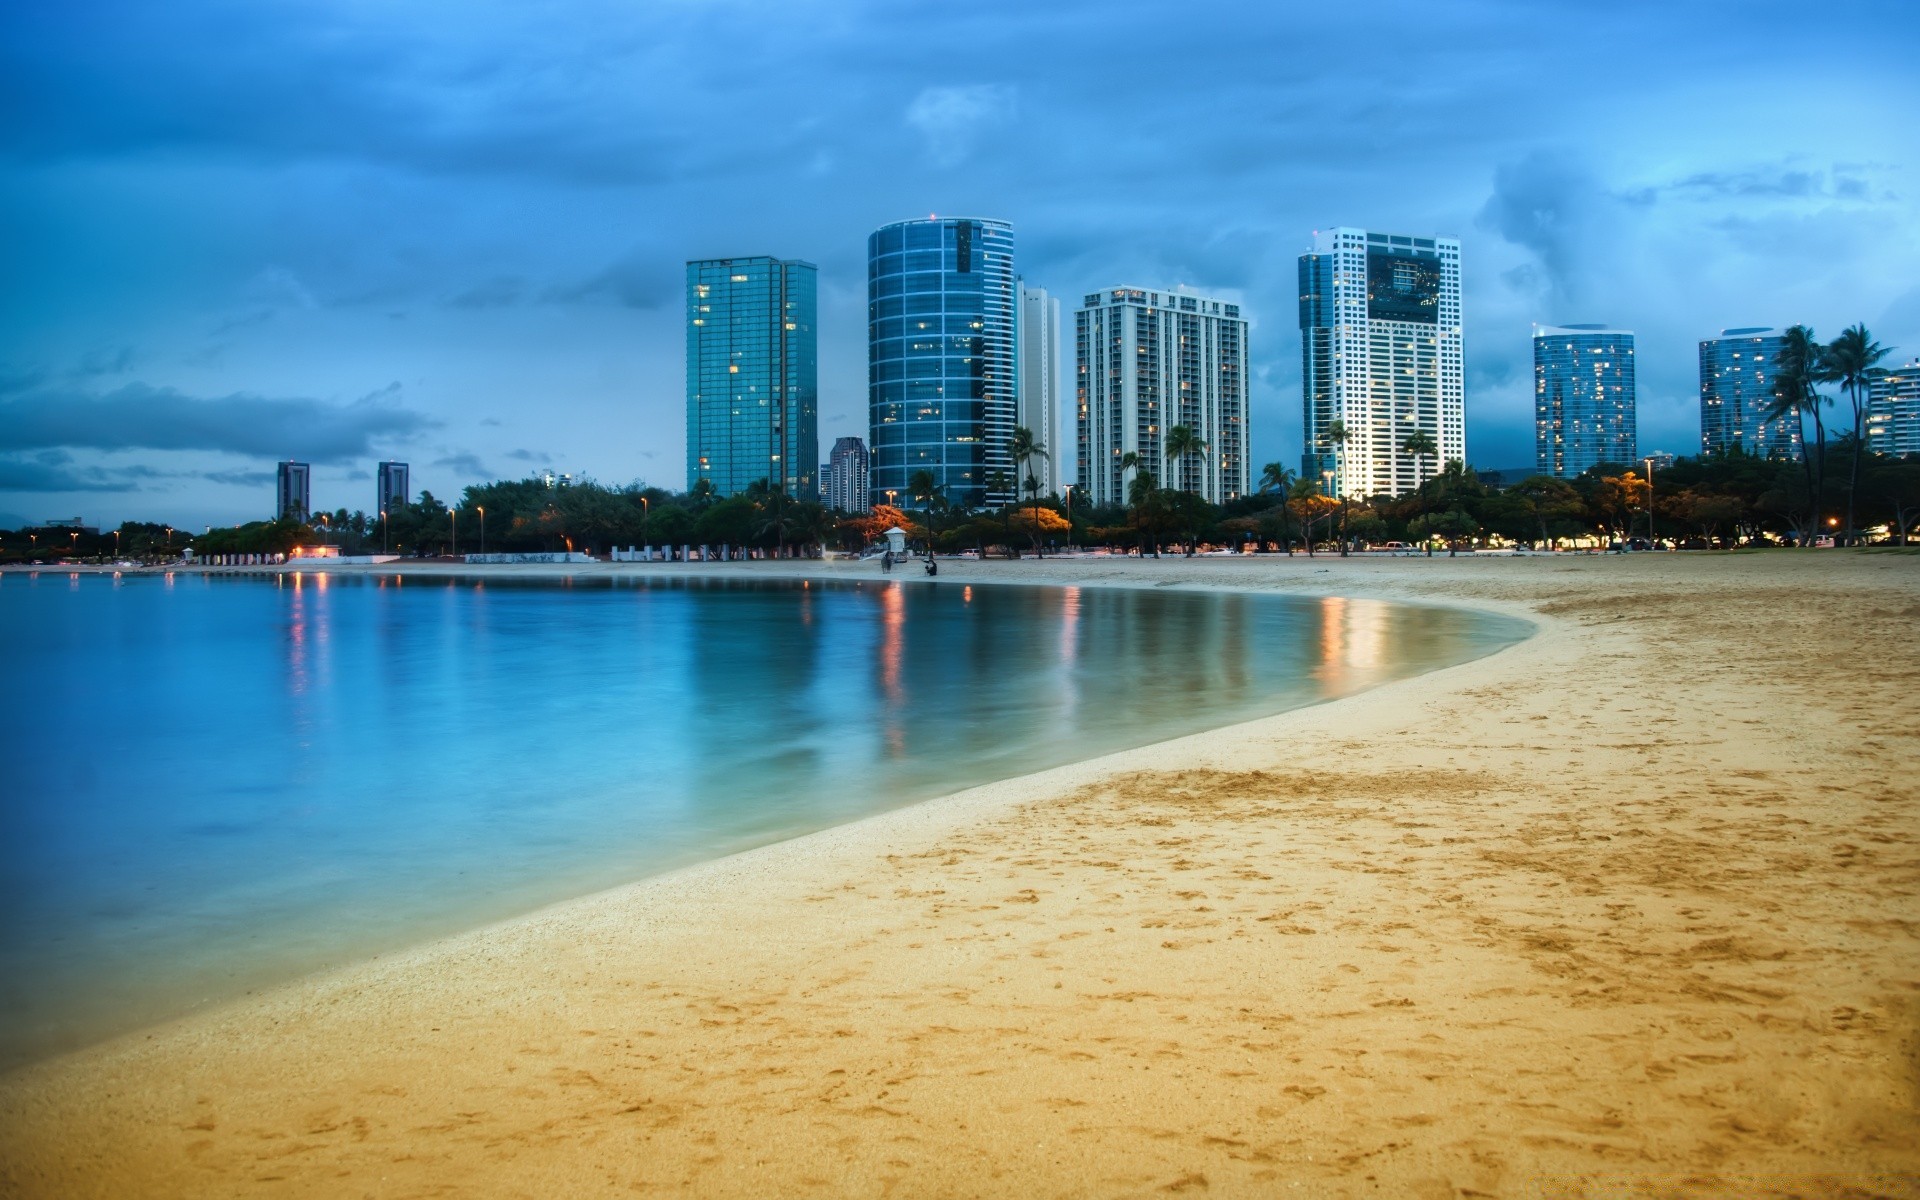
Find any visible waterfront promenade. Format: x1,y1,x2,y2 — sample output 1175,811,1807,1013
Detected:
2,552,1916,1196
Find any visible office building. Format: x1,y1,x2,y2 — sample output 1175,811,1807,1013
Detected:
276,461,310,523
376,461,410,514
1017,282,1063,495
1533,325,1636,477
1868,361,1920,457
1299,227,1464,497
1699,327,1800,459
867,217,1017,510
827,436,871,513
686,256,818,498
1075,286,1250,507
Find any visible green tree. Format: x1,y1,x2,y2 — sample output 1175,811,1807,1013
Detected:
1258,461,1296,553
1508,475,1583,547
1825,324,1892,542
1010,426,1050,555
1768,326,1832,544
909,468,943,557
1162,424,1208,553
1400,430,1438,495
1127,468,1163,557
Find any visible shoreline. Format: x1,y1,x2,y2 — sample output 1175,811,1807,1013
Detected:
3,554,1916,1196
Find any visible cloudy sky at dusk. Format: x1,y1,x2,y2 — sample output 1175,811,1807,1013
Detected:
2,0,1916,528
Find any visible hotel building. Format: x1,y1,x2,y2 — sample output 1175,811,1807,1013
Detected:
826,436,872,513
376,461,409,514
1298,227,1464,497
276,461,310,523
1075,285,1250,507
686,256,818,498
866,217,1018,510
1699,327,1799,459
1867,362,1920,457
1017,282,1063,496
1533,325,1636,477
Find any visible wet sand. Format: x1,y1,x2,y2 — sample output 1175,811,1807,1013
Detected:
2,552,1917,1197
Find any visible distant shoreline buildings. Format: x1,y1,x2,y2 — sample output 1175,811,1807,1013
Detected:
685,256,818,499
1533,325,1636,478
1867,362,1920,458
1699,327,1800,461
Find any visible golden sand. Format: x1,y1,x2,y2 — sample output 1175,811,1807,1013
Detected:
2,552,1917,1198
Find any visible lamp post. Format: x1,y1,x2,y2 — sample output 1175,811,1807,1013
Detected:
640,496,649,551
379,510,388,555
1063,485,1074,551
448,506,457,558
1642,457,1656,549
476,505,486,554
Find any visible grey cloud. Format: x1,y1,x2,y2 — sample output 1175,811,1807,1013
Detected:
449,276,526,309
1477,150,1618,306
432,451,490,478
0,453,166,493
0,383,438,463
544,249,676,309
905,84,1016,168
203,468,276,487
504,449,551,463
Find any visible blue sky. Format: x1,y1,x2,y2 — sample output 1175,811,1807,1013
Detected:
2,0,1916,528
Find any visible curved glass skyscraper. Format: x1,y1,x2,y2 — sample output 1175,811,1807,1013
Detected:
867,218,1017,510
1533,324,1636,478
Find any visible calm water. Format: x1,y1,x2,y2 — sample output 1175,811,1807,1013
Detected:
0,570,1527,1067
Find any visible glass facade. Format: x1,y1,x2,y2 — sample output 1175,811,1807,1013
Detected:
686,257,818,498
1867,362,1920,458
867,218,1017,510
1533,325,1636,478
1698,328,1799,460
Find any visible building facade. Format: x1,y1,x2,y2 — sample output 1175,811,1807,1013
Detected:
1533,325,1636,477
1699,327,1799,459
686,256,818,498
1017,281,1063,496
276,461,311,522
826,436,872,513
1075,286,1250,507
1867,361,1920,458
376,461,409,514
867,217,1018,510
1299,227,1464,498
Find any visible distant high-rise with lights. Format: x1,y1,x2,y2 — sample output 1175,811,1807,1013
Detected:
1298,227,1464,497
826,436,871,513
1533,325,1636,477
1867,361,1920,458
866,217,1017,510
1075,286,1249,507
686,256,818,498
376,461,410,514
276,461,310,522
1018,282,1063,496
1699,327,1799,459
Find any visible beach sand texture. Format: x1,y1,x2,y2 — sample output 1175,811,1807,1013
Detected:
2,553,1916,1198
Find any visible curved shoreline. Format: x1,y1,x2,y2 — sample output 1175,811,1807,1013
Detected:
3,553,1915,1197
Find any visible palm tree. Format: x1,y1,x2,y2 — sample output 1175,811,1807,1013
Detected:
1768,326,1831,544
1258,461,1296,554
1127,468,1161,557
1009,426,1050,555
1325,419,1350,554
984,468,1015,555
1399,430,1438,495
1825,324,1892,543
1162,425,1207,553
908,468,941,557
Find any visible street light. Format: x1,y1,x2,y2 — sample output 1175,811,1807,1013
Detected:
640,496,649,550
1642,457,1656,549
379,510,388,555
1063,485,1074,551
476,505,486,554
448,506,457,558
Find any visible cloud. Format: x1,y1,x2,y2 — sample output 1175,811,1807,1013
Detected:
1476,150,1621,307
905,84,1016,168
0,452,163,493
203,469,276,487
0,383,438,463
544,249,676,308
431,451,490,478
449,276,526,309
504,448,551,463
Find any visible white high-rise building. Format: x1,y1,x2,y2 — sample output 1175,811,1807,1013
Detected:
1299,228,1464,497
1868,361,1920,458
1017,282,1063,495
1075,285,1250,507
826,436,871,512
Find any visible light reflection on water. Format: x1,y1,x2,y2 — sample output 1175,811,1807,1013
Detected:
0,572,1527,1068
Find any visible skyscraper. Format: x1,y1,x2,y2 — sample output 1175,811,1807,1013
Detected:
1867,361,1920,457
376,461,410,514
1299,228,1464,497
1533,325,1636,478
1699,327,1799,459
1075,286,1250,507
276,461,310,522
827,436,871,513
867,217,1017,510
1017,281,1062,496
686,256,818,498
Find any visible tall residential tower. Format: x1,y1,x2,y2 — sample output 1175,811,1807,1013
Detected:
276,461,311,523
1017,282,1063,496
686,256,818,498
1299,228,1463,497
866,217,1017,510
1533,325,1636,477
826,436,872,513
1075,286,1249,507
1868,362,1920,458
1699,327,1799,459
376,461,410,514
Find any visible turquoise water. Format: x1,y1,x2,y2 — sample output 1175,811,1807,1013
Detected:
0,570,1527,1068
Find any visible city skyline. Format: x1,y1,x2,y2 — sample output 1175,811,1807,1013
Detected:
2,1,1915,529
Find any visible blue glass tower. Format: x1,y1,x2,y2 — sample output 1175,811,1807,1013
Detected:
686,257,818,498
1698,327,1800,460
867,218,1017,510
1533,324,1636,478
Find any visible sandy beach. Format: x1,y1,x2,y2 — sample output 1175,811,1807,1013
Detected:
2,552,1916,1198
